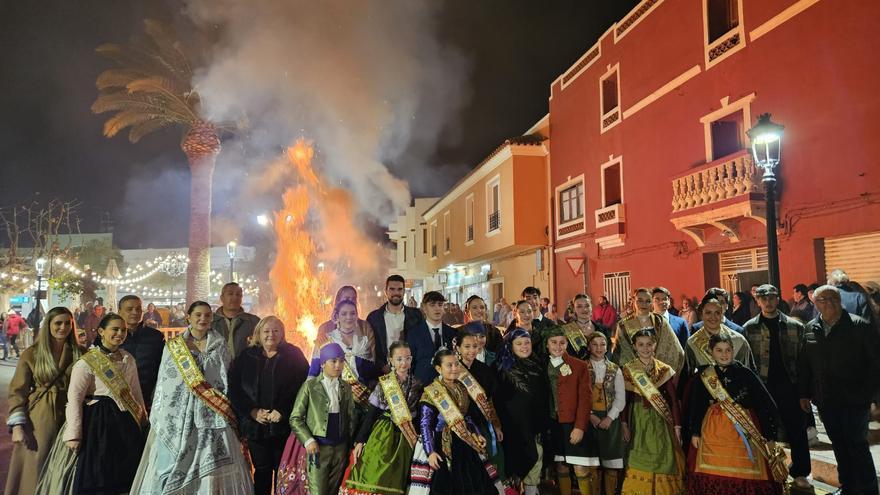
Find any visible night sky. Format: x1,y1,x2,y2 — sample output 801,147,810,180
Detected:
0,0,638,249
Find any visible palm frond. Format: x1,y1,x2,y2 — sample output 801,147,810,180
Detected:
126,76,198,122
142,19,193,81
102,109,161,138
128,118,172,143
96,69,147,90
92,91,194,124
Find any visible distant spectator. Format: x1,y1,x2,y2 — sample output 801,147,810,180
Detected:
748,284,761,317
790,284,815,323
5,310,27,358
0,313,7,360
592,295,618,329
678,296,698,327
827,269,873,322
79,304,104,345
864,281,880,317
730,291,753,327
143,303,163,328
539,297,551,316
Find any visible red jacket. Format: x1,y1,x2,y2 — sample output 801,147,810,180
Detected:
592,303,618,329
552,354,592,431
6,314,25,335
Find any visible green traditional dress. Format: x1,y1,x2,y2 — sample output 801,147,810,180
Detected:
344,372,423,495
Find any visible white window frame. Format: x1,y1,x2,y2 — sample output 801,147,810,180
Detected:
486,175,502,237
465,193,475,245
430,220,438,260
703,0,746,69
555,174,587,241
443,211,451,254
600,155,625,207
599,63,622,133
699,94,755,163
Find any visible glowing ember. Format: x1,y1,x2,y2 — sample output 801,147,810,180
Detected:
270,138,333,354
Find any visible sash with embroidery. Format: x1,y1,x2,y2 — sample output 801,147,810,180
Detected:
623,359,675,425
688,325,735,367
81,347,147,428
457,368,502,432
423,381,486,456
166,336,240,435
700,366,788,483
341,360,371,406
379,372,419,448
563,322,590,353
590,359,619,410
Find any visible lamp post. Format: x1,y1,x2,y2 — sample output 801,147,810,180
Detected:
747,113,785,288
34,256,47,316
226,241,237,282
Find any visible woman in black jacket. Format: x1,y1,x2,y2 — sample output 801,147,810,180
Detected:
228,315,310,495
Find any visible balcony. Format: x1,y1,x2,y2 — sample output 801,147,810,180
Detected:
488,210,501,232
466,225,474,243
669,150,768,246
594,203,626,249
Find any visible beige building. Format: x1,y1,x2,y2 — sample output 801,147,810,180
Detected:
387,197,439,303
413,117,553,316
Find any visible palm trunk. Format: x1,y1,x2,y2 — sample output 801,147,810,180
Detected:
182,122,220,304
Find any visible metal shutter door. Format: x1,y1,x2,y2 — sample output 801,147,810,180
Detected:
824,231,880,283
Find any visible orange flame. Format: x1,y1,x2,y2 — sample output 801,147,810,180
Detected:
270,138,333,354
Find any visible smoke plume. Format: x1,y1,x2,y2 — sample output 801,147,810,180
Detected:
183,0,470,224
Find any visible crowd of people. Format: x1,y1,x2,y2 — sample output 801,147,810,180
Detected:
4,269,880,495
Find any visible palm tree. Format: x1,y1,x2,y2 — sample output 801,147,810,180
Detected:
92,19,226,303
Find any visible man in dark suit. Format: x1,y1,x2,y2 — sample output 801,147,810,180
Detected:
523,286,557,329
407,291,456,384
652,287,690,350
366,274,423,368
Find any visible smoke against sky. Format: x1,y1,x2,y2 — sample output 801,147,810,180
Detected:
184,0,471,224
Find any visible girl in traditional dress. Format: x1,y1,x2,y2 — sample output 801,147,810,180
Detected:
613,288,685,373
455,327,505,480
310,299,379,404
408,349,501,495
229,316,310,495
621,328,685,495
50,313,147,493
130,301,253,494
5,306,83,495
316,286,375,350
290,343,355,495
684,297,756,374
687,334,783,495
545,327,597,495
463,295,504,356
345,341,424,495
584,332,626,495
494,328,549,495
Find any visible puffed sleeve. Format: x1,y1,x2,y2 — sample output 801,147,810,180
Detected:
64,360,94,442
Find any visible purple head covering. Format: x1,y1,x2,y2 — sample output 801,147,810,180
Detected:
460,321,486,335
319,342,345,365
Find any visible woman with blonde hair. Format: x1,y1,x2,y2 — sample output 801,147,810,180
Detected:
5,306,83,495
229,315,310,495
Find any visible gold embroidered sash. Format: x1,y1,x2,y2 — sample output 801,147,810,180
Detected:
81,348,147,428
341,360,370,406
457,367,502,432
379,373,419,448
166,336,240,435
424,381,486,456
623,359,675,425
562,321,589,353
700,366,788,483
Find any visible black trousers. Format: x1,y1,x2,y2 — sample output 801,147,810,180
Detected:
768,379,811,478
248,435,287,495
819,406,879,495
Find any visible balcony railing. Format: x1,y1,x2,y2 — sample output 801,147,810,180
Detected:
466,225,474,242
595,203,625,229
488,211,501,231
431,245,437,257
671,151,761,213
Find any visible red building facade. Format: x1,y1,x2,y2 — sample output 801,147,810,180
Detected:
549,0,880,311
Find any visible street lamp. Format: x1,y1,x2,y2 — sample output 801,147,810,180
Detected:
747,113,785,288
226,241,237,282
34,256,47,317
256,214,270,227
